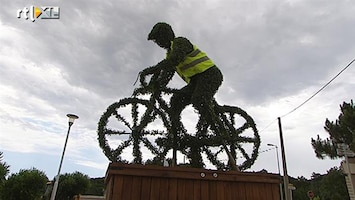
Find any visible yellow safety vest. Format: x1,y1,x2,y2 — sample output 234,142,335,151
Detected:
169,44,216,83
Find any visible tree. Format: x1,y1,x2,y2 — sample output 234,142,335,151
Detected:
311,100,355,159
0,152,10,198
86,177,105,195
290,176,311,200
0,152,10,180
1,168,48,200
55,171,91,200
290,167,349,200
318,167,349,200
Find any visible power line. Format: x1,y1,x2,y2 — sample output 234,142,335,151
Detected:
280,58,355,118
258,118,278,133
257,58,355,134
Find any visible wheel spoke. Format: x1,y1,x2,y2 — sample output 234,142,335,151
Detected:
104,128,131,136
113,111,132,131
235,136,257,143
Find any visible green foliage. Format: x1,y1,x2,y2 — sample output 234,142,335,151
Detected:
55,171,91,200
290,176,311,200
1,168,48,200
0,152,9,181
312,100,355,159
86,177,105,195
290,167,349,200
319,168,349,200
147,22,175,48
0,152,10,198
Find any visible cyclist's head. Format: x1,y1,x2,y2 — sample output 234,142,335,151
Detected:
148,22,175,49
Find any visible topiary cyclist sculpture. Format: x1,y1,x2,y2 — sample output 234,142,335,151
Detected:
98,22,260,171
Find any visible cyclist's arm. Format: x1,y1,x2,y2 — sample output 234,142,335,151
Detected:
152,37,193,73
149,38,192,86
165,37,194,69
140,60,173,87
139,66,157,86
139,37,193,85
140,63,160,76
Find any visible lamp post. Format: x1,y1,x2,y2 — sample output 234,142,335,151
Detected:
50,114,79,200
268,143,284,200
267,144,281,175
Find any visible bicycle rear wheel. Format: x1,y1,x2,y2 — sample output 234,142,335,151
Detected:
203,105,260,170
177,103,260,171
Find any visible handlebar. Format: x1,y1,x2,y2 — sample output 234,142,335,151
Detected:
132,67,177,97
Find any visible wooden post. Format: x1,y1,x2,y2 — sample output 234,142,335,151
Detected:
278,117,291,200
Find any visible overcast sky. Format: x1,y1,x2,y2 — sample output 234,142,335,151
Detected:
1,0,354,180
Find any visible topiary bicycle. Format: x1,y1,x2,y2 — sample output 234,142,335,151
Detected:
97,68,260,171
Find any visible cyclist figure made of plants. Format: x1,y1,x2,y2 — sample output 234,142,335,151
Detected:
139,22,224,167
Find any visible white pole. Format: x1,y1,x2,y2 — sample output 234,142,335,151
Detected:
50,114,78,200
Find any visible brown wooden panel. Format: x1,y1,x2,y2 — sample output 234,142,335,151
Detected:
262,183,272,200
159,177,169,200
193,180,201,200
235,182,246,200
256,182,279,200
121,176,133,200
216,180,226,200
253,183,265,200
208,180,217,200
131,176,142,200
107,163,280,183
105,163,281,200
228,181,236,200
150,177,161,199
105,177,113,200
271,182,281,200
177,179,186,200
223,181,234,200
140,177,151,200
245,182,256,199
112,176,124,200
168,178,178,200
200,180,209,200
184,179,194,200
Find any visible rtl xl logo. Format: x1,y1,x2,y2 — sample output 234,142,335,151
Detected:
17,6,60,22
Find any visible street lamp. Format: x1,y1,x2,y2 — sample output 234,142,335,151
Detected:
268,143,283,200
267,144,281,175
50,114,79,200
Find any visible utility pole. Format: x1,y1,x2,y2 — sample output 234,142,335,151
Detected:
278,117,291,200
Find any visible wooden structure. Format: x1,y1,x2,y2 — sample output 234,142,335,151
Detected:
73,195,105,200
105,163,281,200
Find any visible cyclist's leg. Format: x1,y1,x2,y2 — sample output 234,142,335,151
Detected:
171,85,204,168
190,66,223,124
170,84,194,132
190,68,239,170
188,67,223,167
169,84,193,166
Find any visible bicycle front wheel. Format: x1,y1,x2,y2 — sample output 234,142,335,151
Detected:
97,97,170,164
